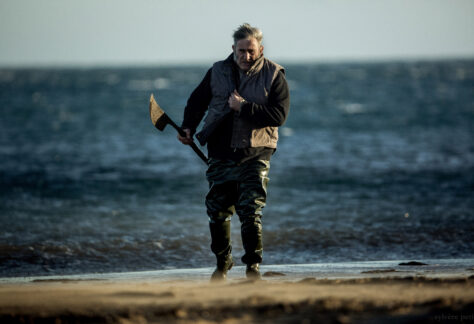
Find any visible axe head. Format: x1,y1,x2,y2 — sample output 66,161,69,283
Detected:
149,94,171,131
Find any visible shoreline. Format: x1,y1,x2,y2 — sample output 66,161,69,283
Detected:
1,259,473,323
2,258,473,284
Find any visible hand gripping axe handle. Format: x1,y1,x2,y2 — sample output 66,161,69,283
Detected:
149,94,208,165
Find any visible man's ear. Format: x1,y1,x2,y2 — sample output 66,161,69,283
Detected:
232,45,235,52
260,45,264,54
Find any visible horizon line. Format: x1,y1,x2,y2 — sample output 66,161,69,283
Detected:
0,54,473,69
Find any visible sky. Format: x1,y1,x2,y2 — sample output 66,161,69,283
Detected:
0,0,473,67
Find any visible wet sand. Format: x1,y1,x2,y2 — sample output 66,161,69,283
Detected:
1,262,473,323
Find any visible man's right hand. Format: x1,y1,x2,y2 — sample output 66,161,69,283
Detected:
177,128,193,145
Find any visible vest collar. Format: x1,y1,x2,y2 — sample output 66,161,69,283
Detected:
245,54,265,76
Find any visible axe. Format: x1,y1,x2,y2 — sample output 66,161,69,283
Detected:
149,94,208,165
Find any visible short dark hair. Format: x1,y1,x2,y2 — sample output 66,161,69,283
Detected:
233,23,263,45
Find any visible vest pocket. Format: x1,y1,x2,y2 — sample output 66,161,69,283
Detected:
250,127,278,148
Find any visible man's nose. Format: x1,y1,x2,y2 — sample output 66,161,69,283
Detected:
243,51,250,61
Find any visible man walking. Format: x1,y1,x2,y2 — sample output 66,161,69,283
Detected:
178,23,290,281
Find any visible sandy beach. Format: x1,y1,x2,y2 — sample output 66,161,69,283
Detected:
1,261,473,323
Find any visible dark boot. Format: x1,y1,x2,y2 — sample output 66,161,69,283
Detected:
209,220,233,281
246,263,261,280
211,257,234,281
240,216,263,266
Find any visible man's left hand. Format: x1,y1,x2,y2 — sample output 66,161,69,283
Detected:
228,89,246,112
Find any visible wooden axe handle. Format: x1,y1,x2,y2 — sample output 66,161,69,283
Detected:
167,118,209,165
150,94,208,165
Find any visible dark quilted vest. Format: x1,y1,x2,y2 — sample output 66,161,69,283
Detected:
196,55,283,149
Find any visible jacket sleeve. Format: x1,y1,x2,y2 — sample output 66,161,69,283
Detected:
239,70,290,127
181,68,213,134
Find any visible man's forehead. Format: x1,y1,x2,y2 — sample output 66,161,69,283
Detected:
235,37,260,49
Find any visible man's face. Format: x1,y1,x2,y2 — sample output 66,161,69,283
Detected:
232,37,263,71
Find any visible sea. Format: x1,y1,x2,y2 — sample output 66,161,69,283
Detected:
0,59,473,278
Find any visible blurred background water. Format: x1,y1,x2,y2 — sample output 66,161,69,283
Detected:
0,59,473,277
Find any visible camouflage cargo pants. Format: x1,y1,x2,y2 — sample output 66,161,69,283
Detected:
206,158,270,266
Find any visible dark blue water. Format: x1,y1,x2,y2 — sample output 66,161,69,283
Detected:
1,60,473,277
